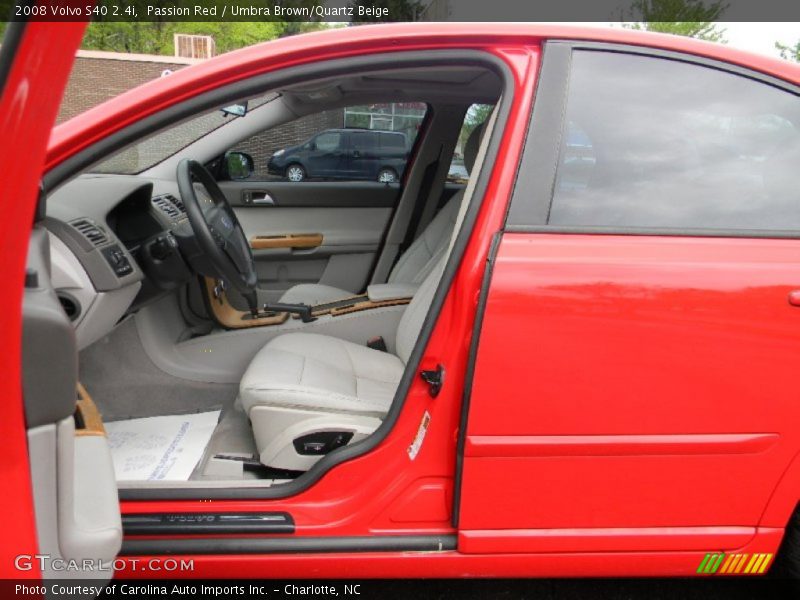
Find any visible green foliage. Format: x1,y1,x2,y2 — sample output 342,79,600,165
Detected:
350,0,426,22
776,40,800,62
78,0,327,55
80,20,327,55
621,0,728,42
458,104,493,150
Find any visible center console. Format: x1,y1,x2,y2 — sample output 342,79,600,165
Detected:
203,278,415,330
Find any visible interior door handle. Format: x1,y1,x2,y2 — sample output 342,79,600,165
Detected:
245,191,275,205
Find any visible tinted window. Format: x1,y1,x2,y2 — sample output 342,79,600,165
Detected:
315,132,341,152
379,132,405,150
549,52,800,232
350,131,377,152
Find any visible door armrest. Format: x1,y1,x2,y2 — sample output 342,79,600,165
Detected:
366,283,419,302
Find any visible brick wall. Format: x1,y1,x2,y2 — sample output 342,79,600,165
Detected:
57,50,200,124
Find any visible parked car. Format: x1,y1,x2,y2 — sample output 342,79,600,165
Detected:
267,128,408,182
7,21,800,585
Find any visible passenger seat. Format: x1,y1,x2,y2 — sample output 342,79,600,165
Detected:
278,122,485,305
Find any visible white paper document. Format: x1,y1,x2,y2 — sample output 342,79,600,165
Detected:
105,411,221,481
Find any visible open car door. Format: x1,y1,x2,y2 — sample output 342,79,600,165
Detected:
0,18,122,585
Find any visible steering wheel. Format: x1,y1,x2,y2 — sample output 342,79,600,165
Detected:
176,159,259,313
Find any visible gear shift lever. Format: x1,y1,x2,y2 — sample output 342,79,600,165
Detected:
242,289,260,318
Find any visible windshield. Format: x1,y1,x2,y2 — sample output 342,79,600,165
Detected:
89,92,279,174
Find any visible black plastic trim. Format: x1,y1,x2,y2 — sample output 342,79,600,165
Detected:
0,14,27,94
505,42,571,228
93,49,515,500
121,534,456,556
123,512,294,535
451,231,503,528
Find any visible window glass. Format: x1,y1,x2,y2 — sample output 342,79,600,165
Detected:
448,104,494,183
229,103,426,182
90,93,279,174
314,132,341,152
350,131,377,152
549,52,800,231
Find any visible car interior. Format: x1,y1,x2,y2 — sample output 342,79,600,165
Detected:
25,59,504,501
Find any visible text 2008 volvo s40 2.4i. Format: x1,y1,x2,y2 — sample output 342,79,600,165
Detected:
3,18,800,585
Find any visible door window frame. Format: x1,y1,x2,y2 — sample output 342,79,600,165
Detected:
504,41,800,239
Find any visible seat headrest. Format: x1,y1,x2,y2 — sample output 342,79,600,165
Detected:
464,120,487,175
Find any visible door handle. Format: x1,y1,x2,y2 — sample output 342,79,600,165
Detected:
789,290,800,306
245,191,275,205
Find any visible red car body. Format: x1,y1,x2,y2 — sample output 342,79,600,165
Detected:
4,21,800,579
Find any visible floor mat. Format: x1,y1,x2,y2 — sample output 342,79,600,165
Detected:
105,411,221,481
80,318,238,421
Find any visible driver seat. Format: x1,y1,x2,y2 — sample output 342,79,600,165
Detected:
240,258,444,470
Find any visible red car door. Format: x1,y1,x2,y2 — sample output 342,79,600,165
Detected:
0,19,88,580
457,43,800,573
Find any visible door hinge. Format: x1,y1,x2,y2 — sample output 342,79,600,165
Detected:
420,364,445,398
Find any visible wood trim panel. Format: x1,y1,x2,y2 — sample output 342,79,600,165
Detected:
250,233,323,250
203,278,289,329
75,383,105,437
331,298,412,316
294,297,412,319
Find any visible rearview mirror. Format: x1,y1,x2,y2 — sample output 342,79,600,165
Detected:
224,152,254,180
221,101,248,118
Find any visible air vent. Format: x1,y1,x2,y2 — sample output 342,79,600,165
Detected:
57,292,81,322
152,194,184,219
167,194,186,214
70,218,108,247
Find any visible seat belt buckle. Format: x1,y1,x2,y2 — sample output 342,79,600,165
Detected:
367,336,388,352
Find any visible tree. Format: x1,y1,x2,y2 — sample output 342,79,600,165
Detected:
776,41,800,62
80,20,328,55
621,0,728,43
350,0,426,22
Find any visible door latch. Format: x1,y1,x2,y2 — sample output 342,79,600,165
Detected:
420,364,445,398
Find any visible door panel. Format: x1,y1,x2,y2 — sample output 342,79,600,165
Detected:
219,180,400,302
24,227,122,580
460,233,800,538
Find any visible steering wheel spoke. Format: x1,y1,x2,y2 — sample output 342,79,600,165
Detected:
177,159,258,305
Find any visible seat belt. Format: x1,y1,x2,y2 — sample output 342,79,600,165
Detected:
447,106,499,254
398,145,442,254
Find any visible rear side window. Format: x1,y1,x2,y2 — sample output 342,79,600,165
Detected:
549,51,800,232
379,132,406,150
314,132,342,152
350,131,377,152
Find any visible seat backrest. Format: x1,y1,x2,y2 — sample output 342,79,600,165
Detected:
386,121,486,287
387,194,461,285
395,257,445,364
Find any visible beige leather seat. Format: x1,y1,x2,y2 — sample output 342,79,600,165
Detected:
278,123,484,306
240,257,444,470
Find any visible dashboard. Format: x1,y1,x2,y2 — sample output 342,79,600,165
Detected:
45,174,194,349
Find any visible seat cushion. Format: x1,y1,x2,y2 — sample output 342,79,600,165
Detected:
240,332,405,418
278,283,352,305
